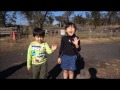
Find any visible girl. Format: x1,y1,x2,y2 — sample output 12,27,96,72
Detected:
57,22,81,79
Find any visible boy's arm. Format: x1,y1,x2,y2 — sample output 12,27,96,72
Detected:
27,44,32,68
45,42,53,54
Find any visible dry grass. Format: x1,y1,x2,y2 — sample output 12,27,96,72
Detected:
96,59,120,79
80,37,120,45
0,35,60,52
0,34,120,52
77,25,120,29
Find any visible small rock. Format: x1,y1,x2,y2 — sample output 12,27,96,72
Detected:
21,53,23,55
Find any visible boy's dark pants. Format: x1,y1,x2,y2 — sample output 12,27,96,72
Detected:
32,62,47,79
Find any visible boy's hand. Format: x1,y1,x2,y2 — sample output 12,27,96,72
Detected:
51,44,57,51
57,58,61,64
27,66,31,71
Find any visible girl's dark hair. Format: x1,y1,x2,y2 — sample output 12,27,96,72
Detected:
65,22,76,31
33,28,45,37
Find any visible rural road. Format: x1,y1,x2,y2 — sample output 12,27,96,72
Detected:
0,42,120,79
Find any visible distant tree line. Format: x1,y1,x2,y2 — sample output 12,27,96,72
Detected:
0,11,120,29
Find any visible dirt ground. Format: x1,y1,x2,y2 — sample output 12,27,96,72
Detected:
0,35,120,79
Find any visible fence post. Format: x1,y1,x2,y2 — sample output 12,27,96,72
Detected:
89,29,92,38
101,29,103,38
12,31,16,41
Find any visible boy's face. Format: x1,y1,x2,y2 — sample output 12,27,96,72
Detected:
66,25,75,36
35,35,44,43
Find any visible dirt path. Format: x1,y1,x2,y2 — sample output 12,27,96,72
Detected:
0,39,120,79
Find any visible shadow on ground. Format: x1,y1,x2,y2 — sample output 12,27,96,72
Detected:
88,67,104,79
47,64,62,79
0,62,26,79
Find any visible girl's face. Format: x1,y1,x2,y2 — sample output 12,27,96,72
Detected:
35,35,44,43
66,25,75,36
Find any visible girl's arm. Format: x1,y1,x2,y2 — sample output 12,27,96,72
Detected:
57,37,65,64
76,39,81,52
58,36,64,58
73,36,81,52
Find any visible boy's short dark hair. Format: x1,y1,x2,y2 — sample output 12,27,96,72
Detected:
33,28,45,37
65,22,76,31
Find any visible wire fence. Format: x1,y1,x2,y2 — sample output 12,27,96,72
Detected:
44,28,120,39
76,28,120,39
1,27,120,40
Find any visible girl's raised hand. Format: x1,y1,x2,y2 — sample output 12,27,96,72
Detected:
72,37,79,45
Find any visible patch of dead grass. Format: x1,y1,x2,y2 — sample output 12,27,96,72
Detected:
81,37,120,45
0,35,120,53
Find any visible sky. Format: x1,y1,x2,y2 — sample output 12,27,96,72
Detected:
51,11,88,25
14,11,89,25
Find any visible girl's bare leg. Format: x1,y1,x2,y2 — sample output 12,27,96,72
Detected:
69,70,74,79
63,70,69,79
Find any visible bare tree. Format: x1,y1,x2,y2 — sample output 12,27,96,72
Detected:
91,11,101,29
20,11,51,29
45,15,54,25
73,14,86,25
107,11,118,25
55,16,64,27
6,11,17,26
85,11,91,25
62,11,74,23
0,11,7,27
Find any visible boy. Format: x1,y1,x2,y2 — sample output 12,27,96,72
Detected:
27,28,57,79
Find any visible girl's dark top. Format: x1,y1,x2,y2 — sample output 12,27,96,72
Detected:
58,34,81,57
